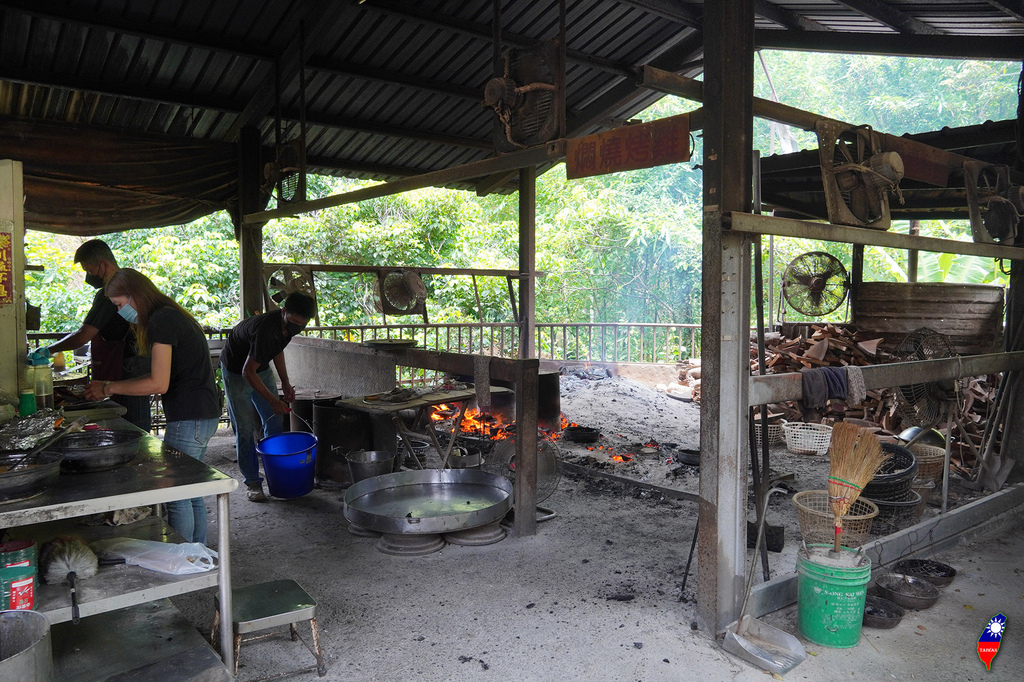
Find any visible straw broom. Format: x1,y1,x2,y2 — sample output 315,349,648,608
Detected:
827,423,889,552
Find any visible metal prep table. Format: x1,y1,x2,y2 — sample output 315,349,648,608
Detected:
0,415,239,672
335,386,513,469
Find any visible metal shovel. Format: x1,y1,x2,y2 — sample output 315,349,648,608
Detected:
723,487,807,676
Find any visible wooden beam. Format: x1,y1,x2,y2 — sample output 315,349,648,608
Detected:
263,263,543,278
832,0,943,34
244,140,565,223
729,212,1024,261
305,56,481,102
754,29,1023,60
753,0,829,30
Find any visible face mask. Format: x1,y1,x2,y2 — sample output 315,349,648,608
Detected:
85,273,105,289
118,303,139,325
285,322,305,336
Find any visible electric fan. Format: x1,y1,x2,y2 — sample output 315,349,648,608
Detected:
375,269,428,321
963,160,1024,245
483,38,563,152
815,120,904,230
781,251,850,317
262,138,306,204
262,265,319,325
485,435,562,521
892,328,960,428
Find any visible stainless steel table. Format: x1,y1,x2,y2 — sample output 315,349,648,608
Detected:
0,416,239,671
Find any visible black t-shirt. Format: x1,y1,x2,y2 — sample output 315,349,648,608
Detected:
220,309,293,375
82,289,138,357
147,306,220,422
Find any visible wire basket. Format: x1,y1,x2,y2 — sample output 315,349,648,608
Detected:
782,422,833,456
793,490,879,548
910,444,946,484
753,423,784,449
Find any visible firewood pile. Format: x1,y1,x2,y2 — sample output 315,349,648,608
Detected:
675,323,999,455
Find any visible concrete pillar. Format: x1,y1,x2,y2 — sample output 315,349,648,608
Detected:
519,165,536,359
0,160,26,399
697,0,755,634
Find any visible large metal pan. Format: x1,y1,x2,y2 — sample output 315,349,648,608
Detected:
0,451,63,503
344,468,512,535
47,429,144,473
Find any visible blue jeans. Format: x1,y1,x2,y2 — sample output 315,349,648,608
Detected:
221,365,285,487
163,418,220,545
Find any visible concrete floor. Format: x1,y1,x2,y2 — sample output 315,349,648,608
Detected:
169,429,1024,682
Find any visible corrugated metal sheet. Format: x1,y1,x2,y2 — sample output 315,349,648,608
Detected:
0,0,1021,230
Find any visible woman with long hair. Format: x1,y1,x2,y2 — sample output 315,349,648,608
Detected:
84,268,221,544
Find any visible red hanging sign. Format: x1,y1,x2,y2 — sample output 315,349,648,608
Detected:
566,113,690,179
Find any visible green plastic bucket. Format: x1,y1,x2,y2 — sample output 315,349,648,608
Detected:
797,544,872,648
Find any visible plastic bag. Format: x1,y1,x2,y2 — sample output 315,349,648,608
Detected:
91,538,218,575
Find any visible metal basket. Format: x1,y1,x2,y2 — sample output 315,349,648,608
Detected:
782,422,833,456
909,444,946,484
793,489,878,547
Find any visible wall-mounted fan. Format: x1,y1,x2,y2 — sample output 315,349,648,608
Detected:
483,38,564,152
963,160,1024,245
815,121,904,230
375,269,428,321
485,435,561,521
892,328,960,428
262,138,307,204
781,251,850,317
262,265,319,324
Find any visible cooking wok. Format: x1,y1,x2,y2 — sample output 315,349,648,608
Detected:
0,451,63,503
46,429,144,473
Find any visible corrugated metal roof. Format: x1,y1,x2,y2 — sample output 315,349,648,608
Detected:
0,0,1021,230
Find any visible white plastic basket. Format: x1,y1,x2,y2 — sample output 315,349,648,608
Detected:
753,423,784,449
782,422,833,456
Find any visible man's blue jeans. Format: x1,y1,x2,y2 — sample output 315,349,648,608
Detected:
221,365,284,487
163,417,219,545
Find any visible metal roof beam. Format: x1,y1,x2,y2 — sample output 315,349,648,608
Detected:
753,0,829,31
0,0,275,61
984,0,1024,22
305,57,481,102
755,29,1023,60
613,0,701,28
832,0,943,34
304,154,419,178
0,66,489,150
364,0,636,79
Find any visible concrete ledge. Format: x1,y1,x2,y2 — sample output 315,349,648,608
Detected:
749,483,1024,617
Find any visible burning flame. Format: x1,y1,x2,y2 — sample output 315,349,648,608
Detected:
429,405,512,440
611,454,632,463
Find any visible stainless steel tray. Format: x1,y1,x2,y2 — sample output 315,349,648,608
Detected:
344,469,512,534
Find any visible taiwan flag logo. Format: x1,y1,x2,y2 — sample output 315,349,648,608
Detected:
978,613,1006,670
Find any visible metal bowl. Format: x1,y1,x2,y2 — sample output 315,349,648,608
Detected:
46,429,144,473
894,559,957,588
863,595,905,629
897,427,946,448
0,451,63,503
563,426,601,443
875,573,940,610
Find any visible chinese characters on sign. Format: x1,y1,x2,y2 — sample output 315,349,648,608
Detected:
566,113,690,180
0,231,13,305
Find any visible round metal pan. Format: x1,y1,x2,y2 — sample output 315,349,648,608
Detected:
47,429,144,473
0,451,63,503
344,469,513,535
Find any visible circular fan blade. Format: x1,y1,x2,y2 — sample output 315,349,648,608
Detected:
782,251,849,316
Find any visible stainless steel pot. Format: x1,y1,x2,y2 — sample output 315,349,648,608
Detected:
46,430,143,473
0,451,63,503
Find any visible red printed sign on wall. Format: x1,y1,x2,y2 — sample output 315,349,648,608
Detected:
0,232,13,305
566,113,690,180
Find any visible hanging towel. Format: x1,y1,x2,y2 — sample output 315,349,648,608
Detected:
846,365,866,405
800,366,848,411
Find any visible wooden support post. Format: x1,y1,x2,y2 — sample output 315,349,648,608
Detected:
0,160,27,399
519,165,536,359
698,0,755,635
907,219,921,282
237,127,265,318
513,357,540,536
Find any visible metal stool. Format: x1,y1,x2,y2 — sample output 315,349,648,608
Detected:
211,579,327,679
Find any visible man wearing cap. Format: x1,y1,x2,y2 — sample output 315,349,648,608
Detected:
47,239,151,431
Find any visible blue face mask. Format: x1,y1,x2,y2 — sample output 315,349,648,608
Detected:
118,303,139,324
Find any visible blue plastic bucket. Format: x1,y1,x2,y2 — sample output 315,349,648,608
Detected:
256,431,318,498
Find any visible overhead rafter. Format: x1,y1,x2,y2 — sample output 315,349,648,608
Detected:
833,0,943,33
304,154,420,178
288,108,491,149
306,57,481,102
753,0,829,31
754,29,1023,60
362,0,637,79
613,0,701,28
984,0,1024,22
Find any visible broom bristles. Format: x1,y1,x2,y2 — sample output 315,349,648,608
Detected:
827,423,889,531
39,536,98,584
